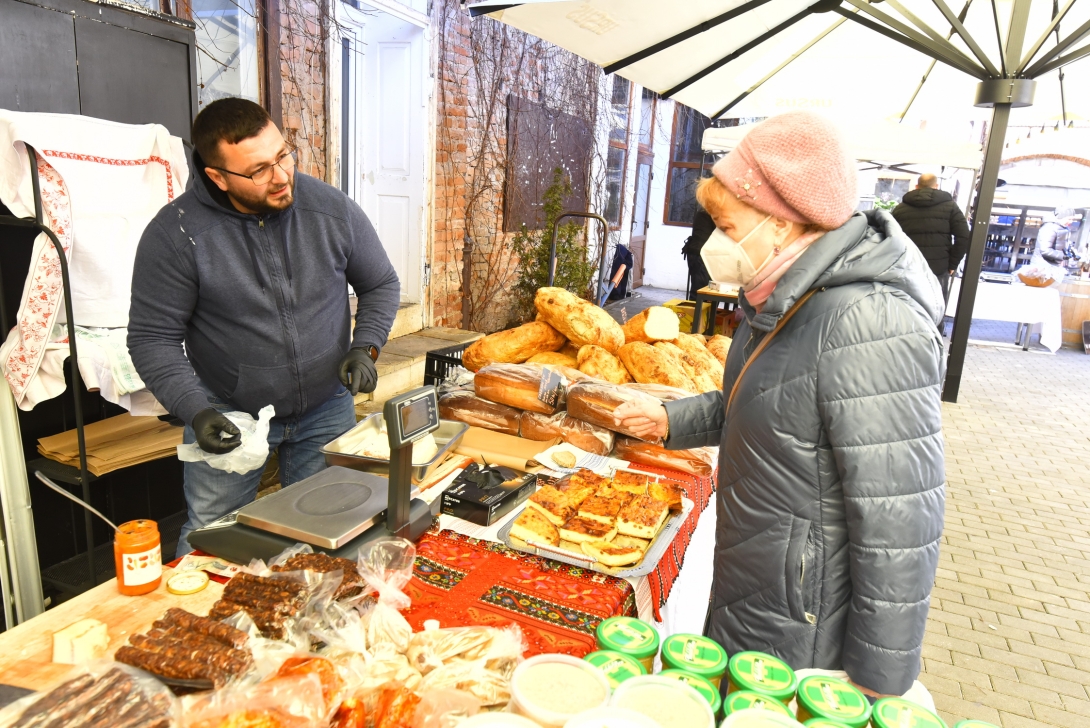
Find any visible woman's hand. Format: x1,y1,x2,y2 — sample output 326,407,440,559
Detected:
613,401,669,440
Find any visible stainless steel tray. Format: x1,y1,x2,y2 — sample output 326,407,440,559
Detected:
320,414,468,484
498,496,695,578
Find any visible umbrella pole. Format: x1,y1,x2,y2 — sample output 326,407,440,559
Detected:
942,102,1011,402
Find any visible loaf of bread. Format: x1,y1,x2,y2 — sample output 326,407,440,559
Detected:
577,345,632,384
527,351,579,368
439,390,521,436
621,306,680,344
614,436,717,477
566,380,663,442
672,333,725,390
622,382,693,402
523,361,589,384
519,411,614,456
461,321,566,372
534,287,624,353
560,341,581,359
619,342,695,392
706,335,732,365
654,341,718,393
474,363,561,415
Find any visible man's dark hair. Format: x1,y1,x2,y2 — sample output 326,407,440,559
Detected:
192,98,271,167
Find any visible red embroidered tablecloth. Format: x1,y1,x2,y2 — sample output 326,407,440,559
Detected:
403,530,637,657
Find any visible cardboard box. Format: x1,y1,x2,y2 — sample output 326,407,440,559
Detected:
441,465,537,526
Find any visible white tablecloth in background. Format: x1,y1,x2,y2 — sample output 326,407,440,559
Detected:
947,280,1062,352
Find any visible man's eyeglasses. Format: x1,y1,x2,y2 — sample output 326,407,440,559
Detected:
212,150,297,186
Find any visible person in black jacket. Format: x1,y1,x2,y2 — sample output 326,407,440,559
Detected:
683,205,716,299
891,173,970,305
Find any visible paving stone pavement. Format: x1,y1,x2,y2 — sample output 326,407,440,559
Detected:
926,340,1090,727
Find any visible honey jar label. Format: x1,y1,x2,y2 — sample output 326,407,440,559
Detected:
122,545,162,586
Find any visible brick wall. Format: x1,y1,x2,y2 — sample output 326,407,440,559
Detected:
279,0,327,179
430,0,601,332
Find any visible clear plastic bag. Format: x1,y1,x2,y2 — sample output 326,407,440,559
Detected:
474,363,565,415
177,404,275,474
413,624,524,706
0,661,178,728
411,689,480,728
518,411,614,456
357,539,416,654
614,436,718,477
331,681,421,728
566,380,664,442
438,390,521,436
181,670,327,728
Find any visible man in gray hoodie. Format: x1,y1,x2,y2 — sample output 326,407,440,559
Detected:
128,98,400,556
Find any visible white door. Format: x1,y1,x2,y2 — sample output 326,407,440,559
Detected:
339,3,426,304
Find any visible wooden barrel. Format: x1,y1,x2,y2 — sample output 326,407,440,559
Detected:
1059,278,1090,347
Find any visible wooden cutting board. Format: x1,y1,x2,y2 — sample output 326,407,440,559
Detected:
0,568,223,692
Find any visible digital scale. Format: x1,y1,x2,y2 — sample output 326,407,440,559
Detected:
189,386,443,563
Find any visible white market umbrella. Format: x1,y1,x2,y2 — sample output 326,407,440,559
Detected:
702,120,984,168
469,0,1090,402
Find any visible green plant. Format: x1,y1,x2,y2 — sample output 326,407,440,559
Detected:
873,195,898,212
509,167,598,325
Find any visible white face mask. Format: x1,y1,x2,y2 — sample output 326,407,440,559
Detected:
700,215,776,288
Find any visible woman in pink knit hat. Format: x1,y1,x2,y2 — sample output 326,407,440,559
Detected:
615,111,946,698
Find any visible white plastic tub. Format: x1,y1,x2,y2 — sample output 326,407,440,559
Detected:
610,675,716,728
564,706,661,728
510,654,612,727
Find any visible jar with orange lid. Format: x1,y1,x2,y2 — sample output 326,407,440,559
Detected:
114,520,163,596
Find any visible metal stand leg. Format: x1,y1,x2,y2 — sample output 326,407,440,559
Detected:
691,294,706,335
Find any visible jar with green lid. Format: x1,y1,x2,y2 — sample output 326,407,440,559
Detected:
953,722,1000,728
660,633,729,688
583,650,646,688
722,690,796,720
794,676,871,727
727,652,798,704
871,698,948,728
596,617,661,673
803,720,852,728
659,669,723,716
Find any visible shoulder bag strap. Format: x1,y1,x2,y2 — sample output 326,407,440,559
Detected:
726,288,820,411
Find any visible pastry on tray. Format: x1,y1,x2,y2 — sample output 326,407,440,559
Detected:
510,507,560,547
525,485,576,526
581,539,644,567
617,495,670,539
557,516,618,544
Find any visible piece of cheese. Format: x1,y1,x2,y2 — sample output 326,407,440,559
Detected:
52,618,109,664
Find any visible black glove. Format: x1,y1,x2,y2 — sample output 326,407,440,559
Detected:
339,347,378,395
192,407,241,454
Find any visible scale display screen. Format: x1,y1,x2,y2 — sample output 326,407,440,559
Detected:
400,396,433,437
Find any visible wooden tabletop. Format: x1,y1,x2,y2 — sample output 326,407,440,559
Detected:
0,569,223,692
695,285,740,299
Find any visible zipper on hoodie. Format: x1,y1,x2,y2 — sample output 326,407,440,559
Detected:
259,216,305,415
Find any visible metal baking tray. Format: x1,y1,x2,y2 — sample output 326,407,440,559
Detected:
498,495,695,579
320,414,468,484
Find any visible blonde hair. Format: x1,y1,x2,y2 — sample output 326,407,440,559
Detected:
695,175,828,233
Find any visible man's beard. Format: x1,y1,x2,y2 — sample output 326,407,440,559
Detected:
229,176,295,214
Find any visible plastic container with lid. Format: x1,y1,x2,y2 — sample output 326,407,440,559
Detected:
658,669,723,716
870,698,948,728
611,675,716,728
659,633,729,688
564,707,661,728
720,708,807,728
596,617,661,673
793,676,871,727
803,720,852,728
460,713,542,728
953,722,1001,728
584,650,647,687
511,653,612,727
722,691,796,720
114,519,162,596
727,652,798,704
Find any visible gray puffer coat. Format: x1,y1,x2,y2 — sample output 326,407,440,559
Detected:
664,210,946,696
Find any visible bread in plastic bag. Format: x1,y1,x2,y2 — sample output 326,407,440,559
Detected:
176,405,275,474
0,662,177,728
410,689,480,728
413,624,524,706
275,656,345,713
405,626,508,675
614,436,718,476
332,681,421,728
518,410,614,456
182,671,326,728
473,363,563,415
566,380,664,442
622,382,694,402
438,390,521,436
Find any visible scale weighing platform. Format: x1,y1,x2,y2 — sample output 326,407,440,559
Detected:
189,386,442,563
